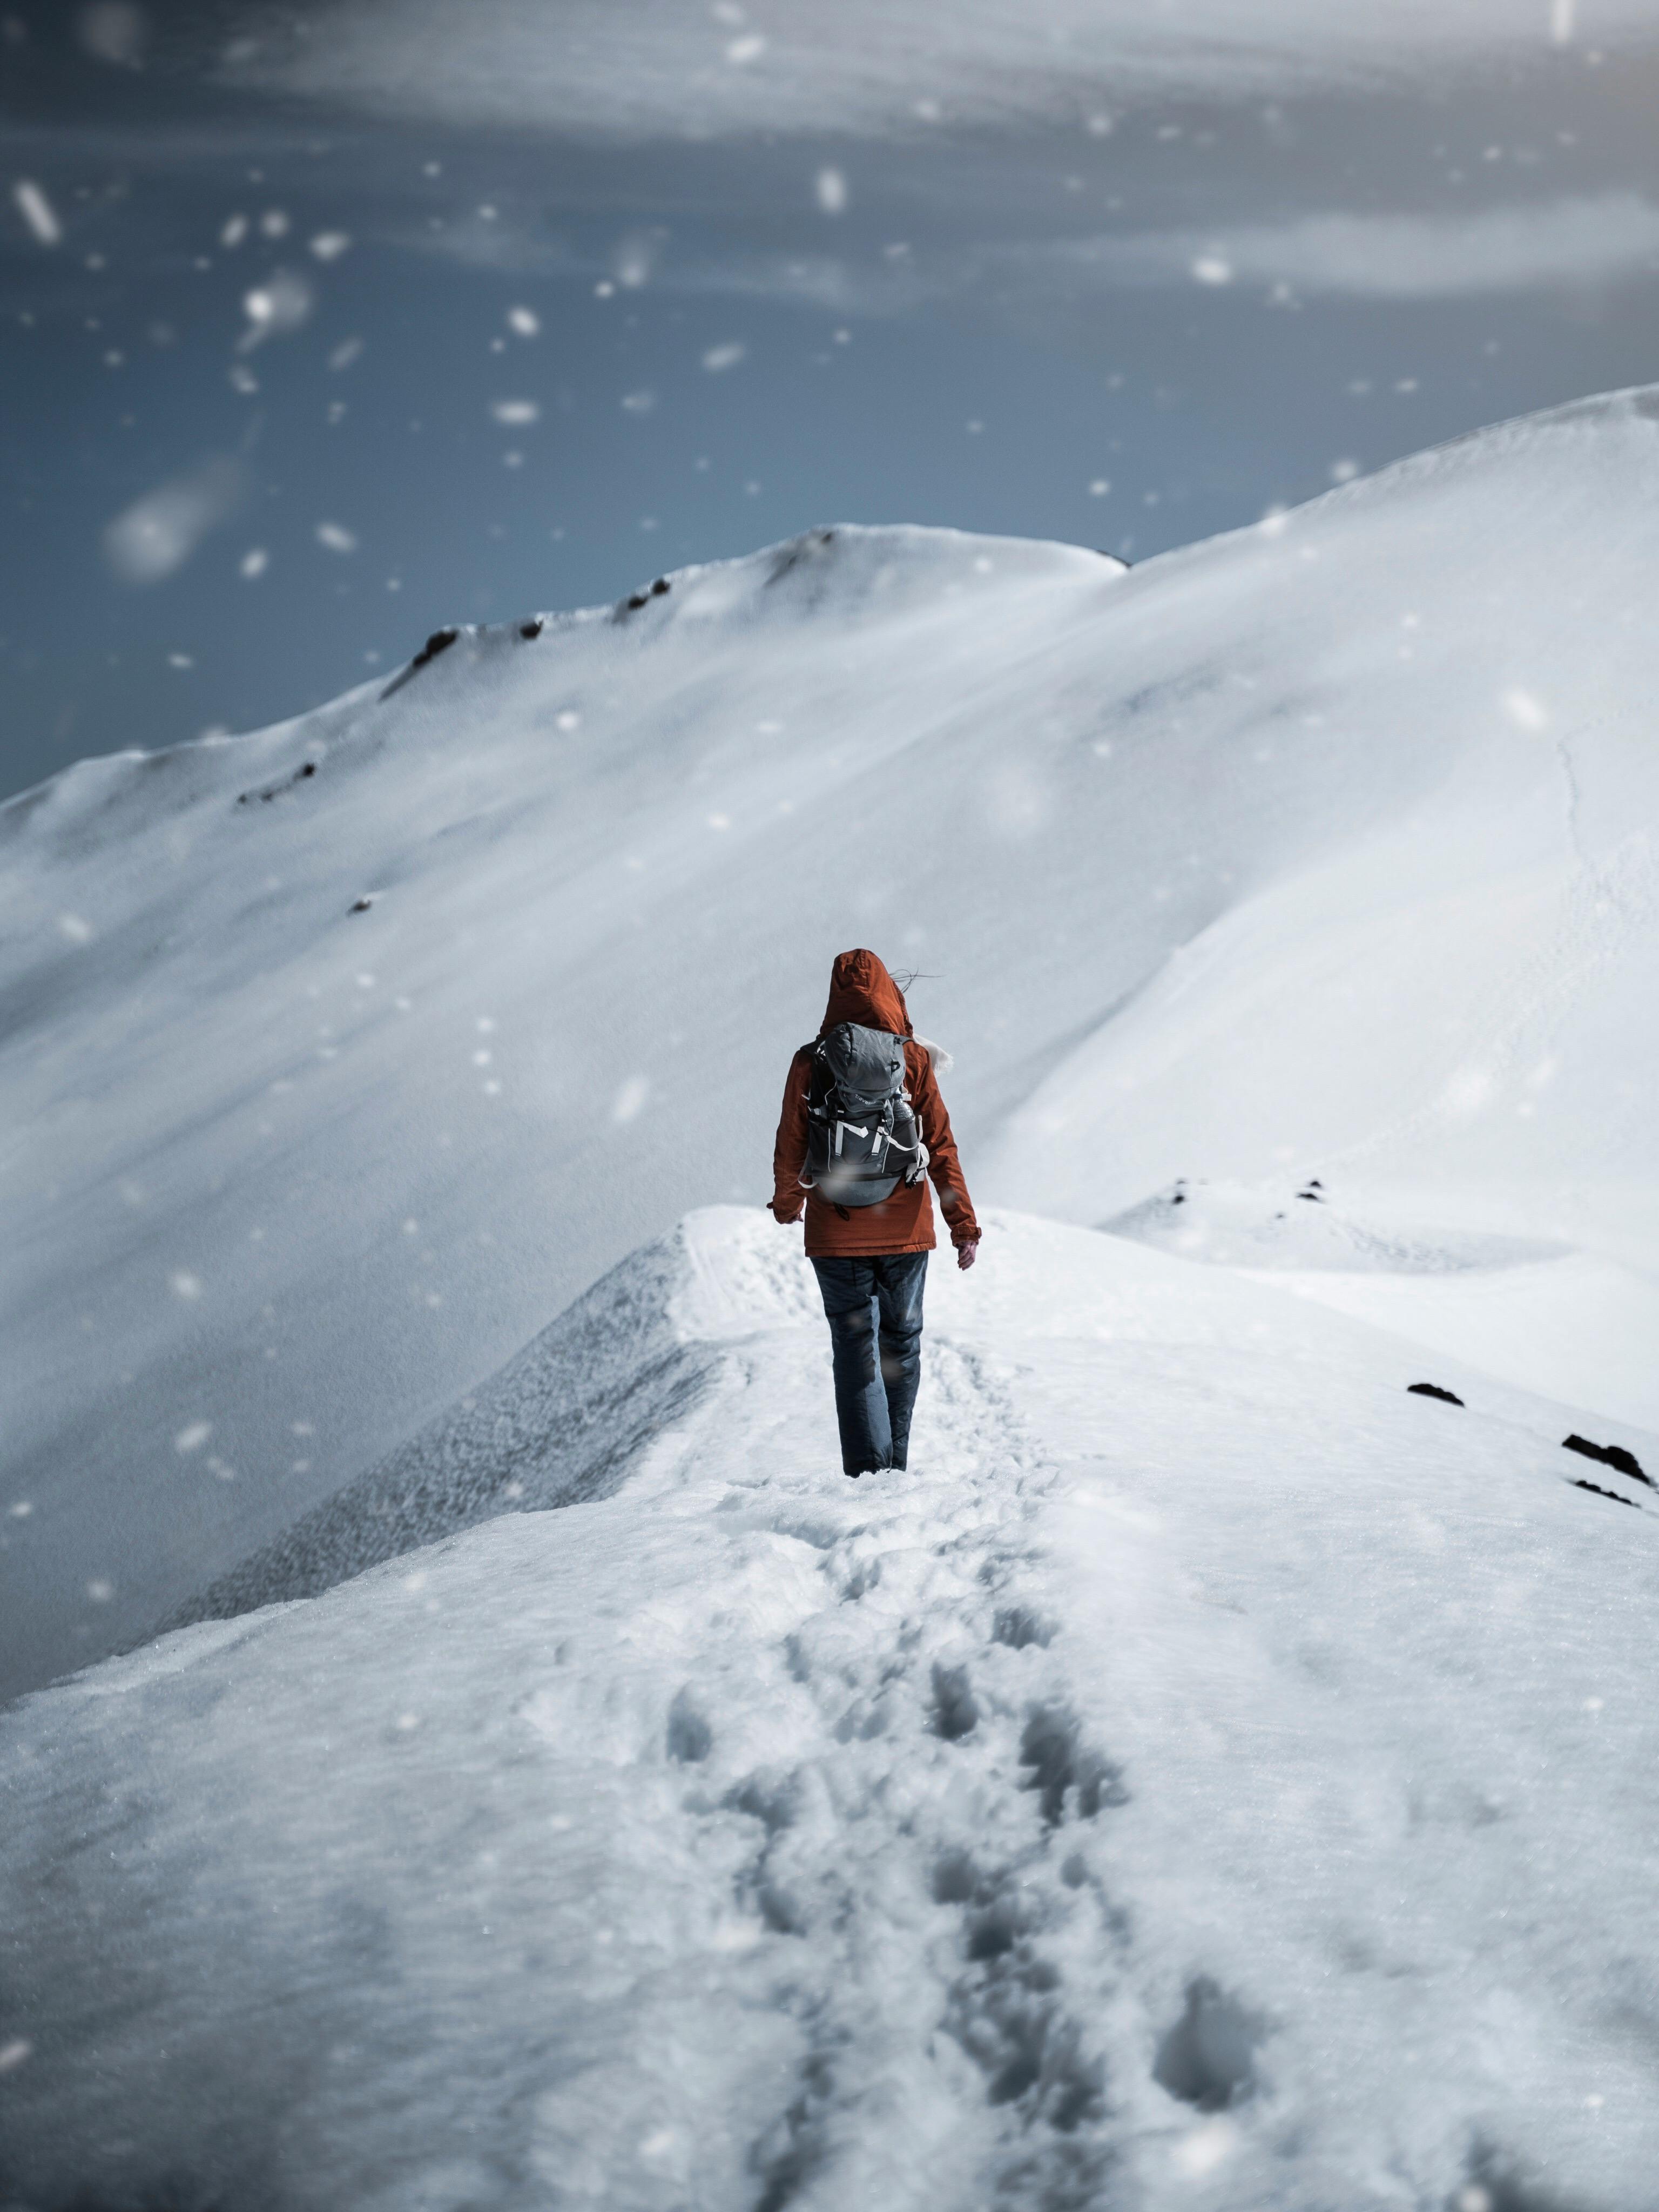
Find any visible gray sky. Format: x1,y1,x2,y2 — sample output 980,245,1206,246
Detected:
4,0,1659,801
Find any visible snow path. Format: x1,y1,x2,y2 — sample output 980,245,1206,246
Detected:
4,1224,1128,2211
6,1210,1659,2210
533,1321,1121,2211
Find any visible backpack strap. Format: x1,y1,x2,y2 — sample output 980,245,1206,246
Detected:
797,1040,827,1190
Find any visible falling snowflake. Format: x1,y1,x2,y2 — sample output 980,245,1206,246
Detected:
14,179,61,244
612,1076,650,1124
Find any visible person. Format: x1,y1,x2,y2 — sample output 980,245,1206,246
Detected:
769,949,980,1477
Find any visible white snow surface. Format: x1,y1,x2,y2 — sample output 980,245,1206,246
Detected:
6,388,1659,1695
9,389,1659,2203
5,1205,1657,2210
1105,1178,1659,1433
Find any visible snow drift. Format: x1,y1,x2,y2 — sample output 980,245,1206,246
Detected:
5,1206,1657,2211
6,387,1659,1696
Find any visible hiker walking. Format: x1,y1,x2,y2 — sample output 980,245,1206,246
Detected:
770,949,980,1478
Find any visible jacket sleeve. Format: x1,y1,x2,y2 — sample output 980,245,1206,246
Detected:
911,1046,980,1247
770,1050,811,1222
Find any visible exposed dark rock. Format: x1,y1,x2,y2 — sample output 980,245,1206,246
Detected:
378,625,461,700
1562,1433,1653,1487
1407,1382,1464,1406
236,759,319,807
1570,1479,1641,1508
413,625,460,669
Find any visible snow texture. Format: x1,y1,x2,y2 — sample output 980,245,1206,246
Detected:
4,1205,1658,2210
8,389,1659,1701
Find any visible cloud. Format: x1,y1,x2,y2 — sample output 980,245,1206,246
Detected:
102,455,247,584
76,3,150,68
407,190,1659,321
219,0,1659,141
1034,193,1659,298
394,198,940,316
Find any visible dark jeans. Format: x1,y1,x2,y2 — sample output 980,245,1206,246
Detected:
810,1251,929,1475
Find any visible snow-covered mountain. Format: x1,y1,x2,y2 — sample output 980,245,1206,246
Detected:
6,387,1659,1701
8,386,1659,2206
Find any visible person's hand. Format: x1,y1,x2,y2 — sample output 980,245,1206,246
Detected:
768,1201,802,1227
957,1239,979,1271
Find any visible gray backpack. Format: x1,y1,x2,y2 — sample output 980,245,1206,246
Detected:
799,1022,928,1208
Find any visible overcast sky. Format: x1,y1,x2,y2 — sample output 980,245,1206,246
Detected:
4,0,1659,800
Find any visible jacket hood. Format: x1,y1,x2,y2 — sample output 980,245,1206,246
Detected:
820,948,912,1039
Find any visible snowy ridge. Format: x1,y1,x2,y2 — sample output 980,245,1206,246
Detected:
6,1206,1659,2209
161,1223,722,1627
0,522,1109,860
161,1210,828,1628
6,389,1659,1701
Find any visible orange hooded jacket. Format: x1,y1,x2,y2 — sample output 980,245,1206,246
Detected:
770,949,980,1258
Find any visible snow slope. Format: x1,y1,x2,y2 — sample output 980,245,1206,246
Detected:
161,1224,721,1626
4,388,1659,1697
1105,1177,1659,1433
5,1206,1657,2211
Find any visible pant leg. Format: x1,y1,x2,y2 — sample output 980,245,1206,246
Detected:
810,1257,893,1474
872,1251,928,1471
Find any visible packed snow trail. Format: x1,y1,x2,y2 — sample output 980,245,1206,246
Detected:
5,1211,1657,2211
8,387,1659,1694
